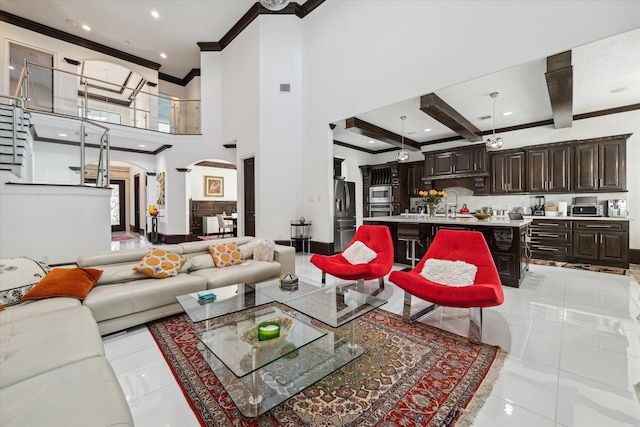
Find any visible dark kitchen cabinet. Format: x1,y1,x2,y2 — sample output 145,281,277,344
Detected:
405,162,424,197
529,219,572,261
572,221,629,268
490,150,526,193
574,137,626,192
527,144,571,192
424,146,487,178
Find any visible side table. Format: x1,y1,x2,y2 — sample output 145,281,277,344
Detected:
290,221,311,255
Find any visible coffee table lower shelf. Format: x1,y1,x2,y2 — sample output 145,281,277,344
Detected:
197,331,364,418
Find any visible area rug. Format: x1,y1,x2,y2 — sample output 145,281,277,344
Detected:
111,234,137,242
530,258,631,276
148,308,505,427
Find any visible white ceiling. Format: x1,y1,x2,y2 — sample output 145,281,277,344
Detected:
333,28,640,152
2,1,638,154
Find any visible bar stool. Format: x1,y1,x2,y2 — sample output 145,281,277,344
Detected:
397,223,423,269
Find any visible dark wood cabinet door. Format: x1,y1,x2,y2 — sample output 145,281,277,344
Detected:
600,231,628,263
406,162,424,196
434,152,454,175
507,151,526,193
548,145,571,192
527,148,548,192
599,140,626,191
490,154,508,193
424,154,435,177
363,203,370,218
453,149,474,174
574,142,598,191
473,146,487,172
573,230,599,260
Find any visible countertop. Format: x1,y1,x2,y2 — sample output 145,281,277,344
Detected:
363,215,531,228
522,215,632,221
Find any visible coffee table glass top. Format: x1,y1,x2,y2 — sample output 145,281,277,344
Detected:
197,305,326,378
176,284,271,323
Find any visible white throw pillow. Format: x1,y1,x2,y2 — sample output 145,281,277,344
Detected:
342,241,377,265
254,239,275,262
420,258,477,287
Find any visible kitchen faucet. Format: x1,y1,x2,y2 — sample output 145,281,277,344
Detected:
446,189,459,218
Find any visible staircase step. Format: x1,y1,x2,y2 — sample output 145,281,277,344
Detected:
0,153,24,163
0,164,23,177
0,145,25,154
0,124,30,134
0,138,27,147
0,116,30,125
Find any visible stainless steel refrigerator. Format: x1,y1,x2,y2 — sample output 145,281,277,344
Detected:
334,178,356,253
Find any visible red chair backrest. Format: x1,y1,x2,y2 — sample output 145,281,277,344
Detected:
344,225,394,264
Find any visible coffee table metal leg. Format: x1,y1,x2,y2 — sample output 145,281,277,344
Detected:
248,347,263,407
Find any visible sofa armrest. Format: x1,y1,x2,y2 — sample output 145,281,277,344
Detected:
273,244,295,276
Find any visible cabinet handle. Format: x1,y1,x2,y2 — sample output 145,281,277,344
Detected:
585,225,614,228
474,162,477,170
537,233,559,237
594,234,598,243
600,234,603,244
538,246,560,252
599,178,603,188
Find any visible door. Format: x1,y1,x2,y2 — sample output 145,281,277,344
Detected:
243,157,255,237
527,148,548,192
134,174,140,233
490,154,508,193
573,230,599,261
507,152,526,192
574,142,598,191
600,232,627,263
548,145,571,192
110,180,126,232
599,140,625,191
453,149,474,174
9,43,54,112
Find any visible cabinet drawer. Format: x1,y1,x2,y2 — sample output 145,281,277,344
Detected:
530,220,572,230
531,245,572,258
530,230,572,241
573,221,625,231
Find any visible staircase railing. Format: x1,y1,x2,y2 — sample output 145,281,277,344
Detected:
13,60,201,135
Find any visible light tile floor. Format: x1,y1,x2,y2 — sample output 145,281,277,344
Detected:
103,248,640,427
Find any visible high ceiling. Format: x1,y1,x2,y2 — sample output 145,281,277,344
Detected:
333,28,640,152
1,1,638,154
0,0,309,79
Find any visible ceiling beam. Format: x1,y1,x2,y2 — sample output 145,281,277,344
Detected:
545,50,573,128
344,117,421,151
419,93,482,141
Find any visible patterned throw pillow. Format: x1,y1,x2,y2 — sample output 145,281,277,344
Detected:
208,243,245,268
0,257,51,306
133,249,186,279
254,240,275,262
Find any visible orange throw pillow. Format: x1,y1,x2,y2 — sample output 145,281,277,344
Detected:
208,243,245,268
133,249,185,279
22,267,103,301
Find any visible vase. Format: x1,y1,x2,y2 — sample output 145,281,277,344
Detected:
427,204,437,219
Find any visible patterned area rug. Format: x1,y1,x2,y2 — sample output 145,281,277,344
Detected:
148,308,504,426
530,258,630,276
111,234,137,242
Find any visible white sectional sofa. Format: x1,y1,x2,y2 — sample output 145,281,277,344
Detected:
0,236,296,426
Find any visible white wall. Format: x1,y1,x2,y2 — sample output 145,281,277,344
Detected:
0,171,111,264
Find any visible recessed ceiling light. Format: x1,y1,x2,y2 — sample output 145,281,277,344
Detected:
424,128,431,132
502,111,513,116
368,140,375,144
160,53,167,59
82,24,91,31
58,133,67,137
65,19,77,26
8,65,15,70
610,87,629,93
138,144,146,148
151,10,160,18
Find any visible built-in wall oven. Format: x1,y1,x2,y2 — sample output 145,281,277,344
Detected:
369,186,392,204
370,203,393,217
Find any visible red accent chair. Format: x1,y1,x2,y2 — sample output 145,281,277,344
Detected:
310,225,394,288
389,229,504,343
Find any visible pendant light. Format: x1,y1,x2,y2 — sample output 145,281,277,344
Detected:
485,92,504,150
397,115,409,162
259,0,290,11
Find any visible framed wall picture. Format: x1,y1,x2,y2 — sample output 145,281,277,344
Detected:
156,171,165,205
205,176,224,197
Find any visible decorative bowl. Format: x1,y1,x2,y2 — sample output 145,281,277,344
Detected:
240,317,295,348
473,212,493,220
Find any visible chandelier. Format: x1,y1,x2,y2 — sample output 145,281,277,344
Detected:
260,0,290,11
397,115,409,162
485,92,504,150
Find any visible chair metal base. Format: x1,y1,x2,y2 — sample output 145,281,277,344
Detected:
322,272,385,296
402,291,484,343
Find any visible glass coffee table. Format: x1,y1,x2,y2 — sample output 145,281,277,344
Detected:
176,277,387,418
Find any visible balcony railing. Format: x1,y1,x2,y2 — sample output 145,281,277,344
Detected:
13,61,201,135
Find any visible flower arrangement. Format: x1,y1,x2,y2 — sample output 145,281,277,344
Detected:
419,189,447,206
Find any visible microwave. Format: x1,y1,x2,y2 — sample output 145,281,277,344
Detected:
570,204,604,217
369,186,392,203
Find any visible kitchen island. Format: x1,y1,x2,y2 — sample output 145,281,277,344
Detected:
364,214,532,287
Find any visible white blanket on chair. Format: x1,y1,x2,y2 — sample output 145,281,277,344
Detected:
420,259,477,287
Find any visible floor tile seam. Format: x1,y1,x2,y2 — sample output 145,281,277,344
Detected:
104,341,162,363
556,367,640,395
125,382,178,405
482,316,564,338
483,394,557,424
559,330,640,359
